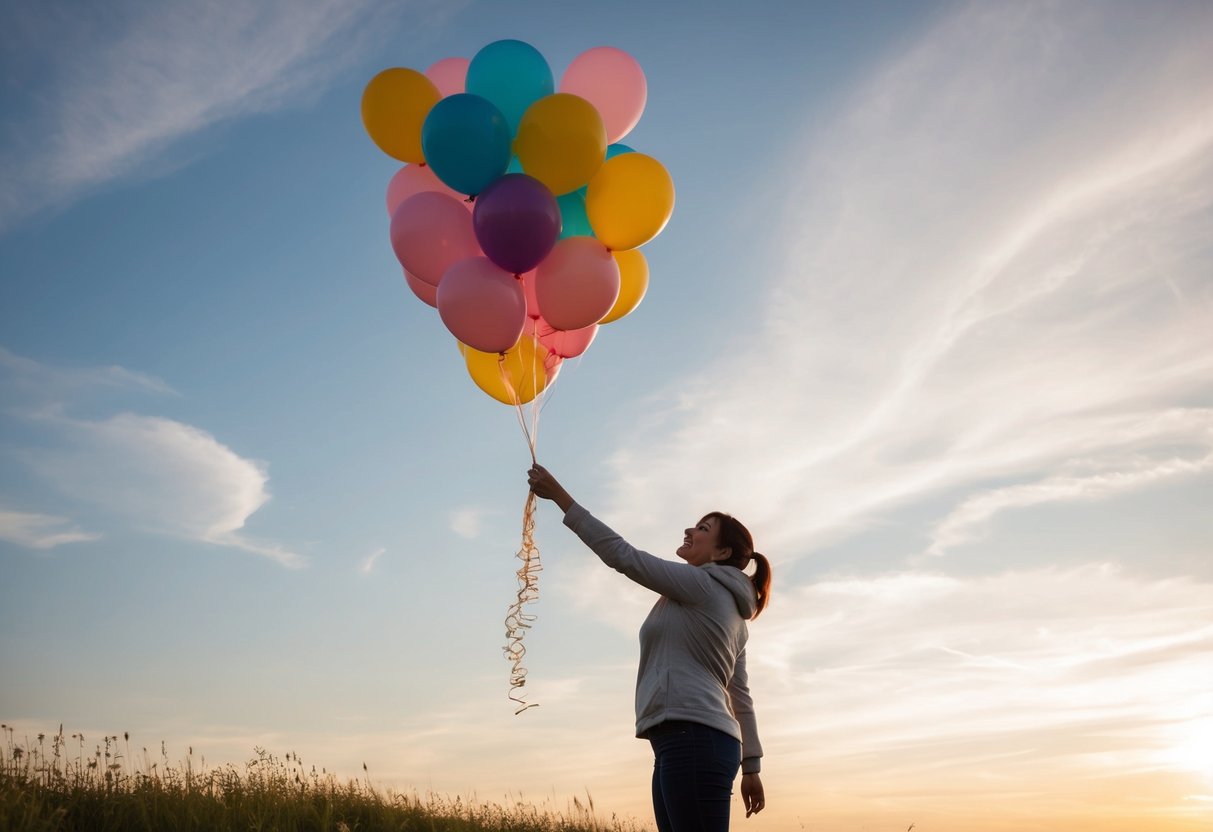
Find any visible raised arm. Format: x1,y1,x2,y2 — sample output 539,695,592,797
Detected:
527,464,715,603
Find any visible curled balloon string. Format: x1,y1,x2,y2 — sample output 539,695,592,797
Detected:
499,349,543,714
504,489,542,715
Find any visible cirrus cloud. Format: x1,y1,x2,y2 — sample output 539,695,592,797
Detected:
0,0,458,230
599,0,1213,563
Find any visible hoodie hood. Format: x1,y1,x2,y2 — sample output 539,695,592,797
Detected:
704,563,757,618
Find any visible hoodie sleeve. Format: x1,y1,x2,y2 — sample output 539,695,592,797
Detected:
563,503,715,604
728,647,764,774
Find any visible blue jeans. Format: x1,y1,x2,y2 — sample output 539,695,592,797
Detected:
648,720,741,832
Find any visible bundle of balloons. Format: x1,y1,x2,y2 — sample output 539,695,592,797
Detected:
362,39,674,406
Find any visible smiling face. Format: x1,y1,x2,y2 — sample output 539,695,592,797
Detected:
676,515,732,566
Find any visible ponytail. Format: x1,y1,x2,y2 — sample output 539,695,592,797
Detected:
703,511,773,620
749,552,771,618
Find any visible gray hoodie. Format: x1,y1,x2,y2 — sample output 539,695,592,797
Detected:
564,503,764,774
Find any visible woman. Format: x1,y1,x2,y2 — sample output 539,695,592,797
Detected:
527,463,770,831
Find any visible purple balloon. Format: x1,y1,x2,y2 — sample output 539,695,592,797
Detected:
473,173,561,274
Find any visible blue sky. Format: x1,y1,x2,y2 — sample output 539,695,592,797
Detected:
2,1,1212,830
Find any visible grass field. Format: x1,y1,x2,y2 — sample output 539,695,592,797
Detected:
1,724,646,832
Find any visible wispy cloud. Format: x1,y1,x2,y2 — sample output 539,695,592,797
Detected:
0,0,456,229
927,423,1213,556
0,507,100,549
358,546,386,574
2,348,301,566
599,1,1213,560
0,345,176,400
449,506,494,539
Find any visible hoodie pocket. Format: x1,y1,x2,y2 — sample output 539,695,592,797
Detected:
636,667,669,721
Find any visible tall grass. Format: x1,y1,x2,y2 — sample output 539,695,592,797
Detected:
0,724,646,832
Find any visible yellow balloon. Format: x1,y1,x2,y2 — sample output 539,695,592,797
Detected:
361,68,440,163
586,153,675,251
463,336,554,405
514,93,607,195
600,249,649,324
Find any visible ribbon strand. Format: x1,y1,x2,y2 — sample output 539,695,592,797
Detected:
498,347,544,714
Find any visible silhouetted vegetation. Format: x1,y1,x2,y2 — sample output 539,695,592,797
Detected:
1,724,644,832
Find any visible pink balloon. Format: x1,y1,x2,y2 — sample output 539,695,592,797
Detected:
535,237,620,331
437,256,526,353
390,191,480,287
426,57,470,97
404,269,437,308
559,47,647,144
530,316,597,359
386,164,468,217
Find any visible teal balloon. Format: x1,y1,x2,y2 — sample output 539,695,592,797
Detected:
421,93,511,196
557,191,593,239
466,40,553,134
506,155,523,174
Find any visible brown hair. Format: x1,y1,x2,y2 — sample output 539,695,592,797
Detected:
702,511,771,619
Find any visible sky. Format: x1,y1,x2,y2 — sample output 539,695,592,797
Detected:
2,1,1211,830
